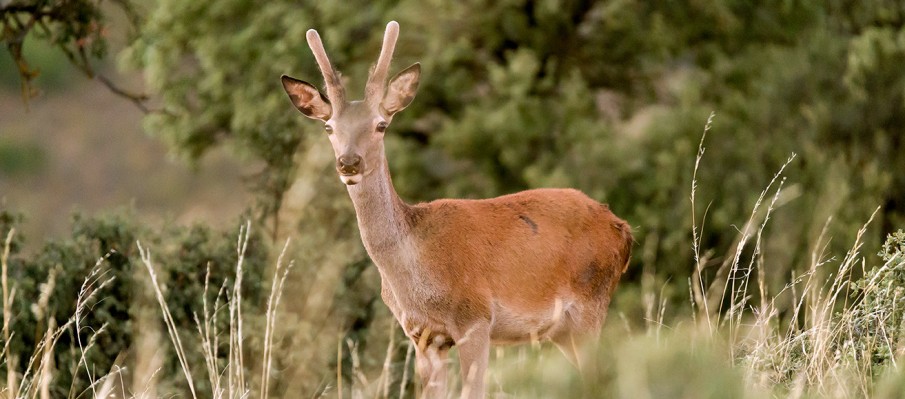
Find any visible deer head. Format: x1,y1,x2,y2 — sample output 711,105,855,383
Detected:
281,21,421,185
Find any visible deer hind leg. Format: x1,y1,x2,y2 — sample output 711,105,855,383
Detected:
455,322,491,399
415,340,449,399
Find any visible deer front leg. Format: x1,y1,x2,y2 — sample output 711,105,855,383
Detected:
415,340,449,399
455,322,491,399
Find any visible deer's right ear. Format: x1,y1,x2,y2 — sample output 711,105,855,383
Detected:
281,75,332,121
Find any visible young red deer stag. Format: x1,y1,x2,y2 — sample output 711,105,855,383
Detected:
281,21,632,399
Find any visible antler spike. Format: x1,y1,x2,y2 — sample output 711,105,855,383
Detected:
365,21,400,102
306,29,345,105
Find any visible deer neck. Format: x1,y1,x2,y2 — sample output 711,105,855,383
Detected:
345,152,412,261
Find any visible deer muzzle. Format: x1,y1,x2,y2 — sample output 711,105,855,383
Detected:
337,153,363,185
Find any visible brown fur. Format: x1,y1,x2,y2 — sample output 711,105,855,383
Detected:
398,188,631,342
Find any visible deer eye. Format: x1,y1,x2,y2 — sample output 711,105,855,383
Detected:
324,124,333,134
376,121,388,133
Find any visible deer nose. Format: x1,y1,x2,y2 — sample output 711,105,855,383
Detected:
337,154,362,175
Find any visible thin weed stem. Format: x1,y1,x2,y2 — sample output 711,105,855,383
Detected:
691,111,715,332
138,242,199,399
3,228,16,397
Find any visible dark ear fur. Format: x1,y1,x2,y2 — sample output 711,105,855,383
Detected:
281,75,332,121
381,63,420,116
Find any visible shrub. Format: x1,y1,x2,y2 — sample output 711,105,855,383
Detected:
847,230,905,367
0,207,269,397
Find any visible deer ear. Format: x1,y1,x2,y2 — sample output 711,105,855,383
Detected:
381,63,420,116
281,75,332,121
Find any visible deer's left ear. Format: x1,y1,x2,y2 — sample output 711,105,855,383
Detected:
281,75,333,121
381,63,420,116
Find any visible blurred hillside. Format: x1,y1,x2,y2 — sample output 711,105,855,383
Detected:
0,76,251,248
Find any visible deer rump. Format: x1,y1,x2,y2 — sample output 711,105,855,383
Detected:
372,188,633,347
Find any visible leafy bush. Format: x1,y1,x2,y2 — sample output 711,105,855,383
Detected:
0,207,269,397
496,328,761,399
847,230,905,366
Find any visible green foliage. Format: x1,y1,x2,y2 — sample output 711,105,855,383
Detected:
120,0,903,280
0,206,269,397
0,32,74,90
880,230,905,263
498,329,762,399
876,355,905,399
0,210,141,397
156,221,270,395
0,137,46,177
0,0,138,97
847,230,905,367
157,222,268,330
120,0,321,221
0,208,25,251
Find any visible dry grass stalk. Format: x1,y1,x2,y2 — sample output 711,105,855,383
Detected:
398,341,414,399
690,111,715,332
138,241,199,399
336,335,343,399
73,255,115,399
376,322,396,399
261,238,294,399
3,228,16,398
34,267,59,399
194,263,228,398
0,257,113,399
229,221,251,398
721,154,796,333
678,115,903,398
142,221,294,399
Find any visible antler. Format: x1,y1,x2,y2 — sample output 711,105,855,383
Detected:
365,21,400,103
306,29,345,105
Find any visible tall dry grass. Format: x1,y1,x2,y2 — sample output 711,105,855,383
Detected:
0,227,122,399
138,221,295,399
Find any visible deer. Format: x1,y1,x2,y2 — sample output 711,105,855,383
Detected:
280,21,633,399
